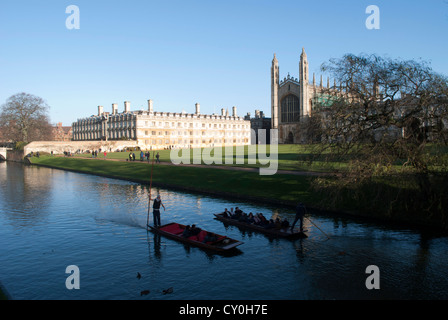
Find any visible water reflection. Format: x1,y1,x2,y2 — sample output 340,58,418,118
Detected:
0,162,53,227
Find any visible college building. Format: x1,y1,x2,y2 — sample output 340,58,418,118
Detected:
271,47,341,144
72,101,252,150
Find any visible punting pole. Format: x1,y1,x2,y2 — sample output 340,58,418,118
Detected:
304,207,330,240
146,151,155,229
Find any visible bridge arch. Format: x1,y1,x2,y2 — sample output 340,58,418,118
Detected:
0,148,8,161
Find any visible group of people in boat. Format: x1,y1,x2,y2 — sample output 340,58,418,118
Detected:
221,207,292,231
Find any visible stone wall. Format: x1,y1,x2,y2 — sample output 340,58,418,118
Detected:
6,150,25,162
24,141,140,155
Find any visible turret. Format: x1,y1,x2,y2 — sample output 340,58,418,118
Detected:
300,47,310,117
271,53,279,128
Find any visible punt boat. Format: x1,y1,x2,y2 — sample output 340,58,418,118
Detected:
148,222,244,252
214,213,308,239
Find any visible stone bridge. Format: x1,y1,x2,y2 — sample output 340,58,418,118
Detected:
0,148,11,160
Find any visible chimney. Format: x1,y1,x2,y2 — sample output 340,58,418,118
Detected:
232,106,237,117
148,99,154,113
221,108,225,116
112,103,118,115
124,101,130,113
195,103,200,115
98,105,104,116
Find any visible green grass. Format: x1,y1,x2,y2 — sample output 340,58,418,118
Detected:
72,144,346,173
30,156,322,207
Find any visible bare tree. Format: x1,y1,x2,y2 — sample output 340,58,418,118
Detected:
312,54,448,173
0,93,54,143
309,54,448,228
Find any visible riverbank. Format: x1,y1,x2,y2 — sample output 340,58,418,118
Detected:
27,155,447,233
29,156,322,208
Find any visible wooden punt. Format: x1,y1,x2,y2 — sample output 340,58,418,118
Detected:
214,213,308,239
148,222,244,252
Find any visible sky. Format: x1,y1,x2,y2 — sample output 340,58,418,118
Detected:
1,0,447,126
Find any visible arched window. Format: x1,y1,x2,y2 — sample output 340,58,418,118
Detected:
281,94,300,123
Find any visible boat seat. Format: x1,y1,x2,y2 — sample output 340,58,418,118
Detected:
160,223,184,235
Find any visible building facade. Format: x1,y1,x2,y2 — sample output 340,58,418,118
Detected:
245,110,271,144
53,122,73,141
72,101,251,150
271,47,340,144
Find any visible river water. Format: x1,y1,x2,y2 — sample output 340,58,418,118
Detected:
0,161,447,300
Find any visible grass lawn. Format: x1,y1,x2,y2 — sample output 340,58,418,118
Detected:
71,144,346,172
30,155,322,207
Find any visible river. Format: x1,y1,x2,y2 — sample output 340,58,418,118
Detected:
0,161,447,300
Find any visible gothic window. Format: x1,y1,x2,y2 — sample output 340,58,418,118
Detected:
281,94,300,123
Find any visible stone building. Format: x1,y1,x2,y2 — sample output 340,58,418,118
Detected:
52,122,73,141
72,101,251,150
271,47,340,144
245,110,271,144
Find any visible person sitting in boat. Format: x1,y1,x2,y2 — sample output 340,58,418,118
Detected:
222,208,230,218
182,225,192,238
258,213,268,226
235,212,245,222
228,208,235,218
247,213,255,224
233,207,243,220
274,218,282,229
281,218,290,230
202,232,217,243
190,224,202,236
265,219,276,229
253,214,261,225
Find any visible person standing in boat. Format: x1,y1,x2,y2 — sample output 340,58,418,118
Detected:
152,195,165,227
291,202,305,232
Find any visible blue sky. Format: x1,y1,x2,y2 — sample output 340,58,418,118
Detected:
1,0,447,125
